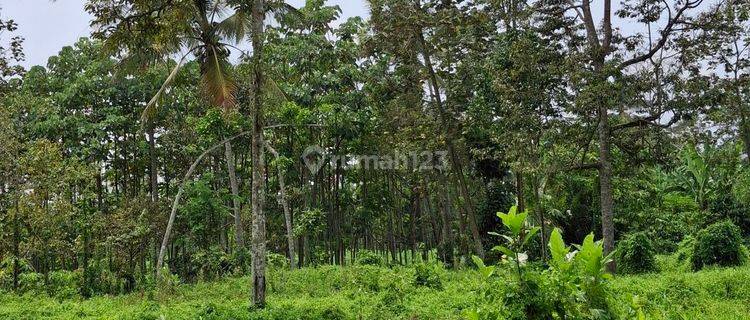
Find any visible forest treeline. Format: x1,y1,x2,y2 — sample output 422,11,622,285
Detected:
1,0,750,307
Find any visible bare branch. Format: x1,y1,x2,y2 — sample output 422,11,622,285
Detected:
619,0,703,69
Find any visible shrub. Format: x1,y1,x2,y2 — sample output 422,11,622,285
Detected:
413,263,443,289
267,253,290,270
616,232,658,274
354,250,383,266
191,248,232,280
350,265,383,292
692,220,746,270
676,235,696,263
18,272,44,294
47,270,82,299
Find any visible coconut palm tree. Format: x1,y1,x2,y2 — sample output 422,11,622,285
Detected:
131,0,252,275
88,0,298,306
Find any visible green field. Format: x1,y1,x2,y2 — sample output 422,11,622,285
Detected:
2,262,749,320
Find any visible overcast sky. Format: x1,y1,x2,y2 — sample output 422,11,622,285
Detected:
0,0,370,68
1,0,715,70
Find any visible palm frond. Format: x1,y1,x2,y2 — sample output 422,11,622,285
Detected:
201,45,237,111
216,10,252,43
265,73,291,104
141,51,192,126
209,0,231,24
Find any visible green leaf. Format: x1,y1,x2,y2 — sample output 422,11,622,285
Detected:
493,245,515,258
576,233,606,277
548,228,570,268
497,205,528,235
465,309,480,320
522,226,541,247
471,255,494,278
471,255,485,269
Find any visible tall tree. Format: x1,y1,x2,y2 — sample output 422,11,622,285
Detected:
557,0,704,269
87,0,253,272
249,0,268,308
367,0,486,258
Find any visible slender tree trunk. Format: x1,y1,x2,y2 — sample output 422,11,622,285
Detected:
250,0,267,308
734,82,750,162
156,133,251,276
265,142,296,269
414,8,484,257
598,102,616,270
423,193,440,254
96,167,104,213
417,193,430,262
436,188,455,267
449,183,469,262
225,142,244,250
740,112,750,162
148,125,158,202
580,0,616,272
409,188,418,261
387,175,398,262
531,176,548,262
13,197,19,290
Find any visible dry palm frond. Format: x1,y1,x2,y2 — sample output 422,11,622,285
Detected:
201,45,237,111
141,49,195,126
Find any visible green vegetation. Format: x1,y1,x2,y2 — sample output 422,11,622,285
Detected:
2,263,750,319
616,232,658,274
692,221,747,271
2,0,750,318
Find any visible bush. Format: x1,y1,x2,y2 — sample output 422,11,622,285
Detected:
47,270,82,299
267,253,290,270
18,272,44,294
616,232,658,274
692,220,746,270
413,263,443,289
354,250,383,266
191,248,232,280
676,235,696,263
657,236,695,272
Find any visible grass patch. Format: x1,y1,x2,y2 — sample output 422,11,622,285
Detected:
0,264,748,319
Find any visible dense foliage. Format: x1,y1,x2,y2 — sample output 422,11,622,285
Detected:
1,263,750,319
1,0,750,318
616,232,658,274
692,221,746,271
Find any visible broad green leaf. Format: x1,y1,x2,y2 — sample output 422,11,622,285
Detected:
497,205,528,235
548,228,570,268
493,245,515,258
471,255,485,269
471,256,494,278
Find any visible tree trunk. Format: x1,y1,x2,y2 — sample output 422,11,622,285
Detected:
13,197,19,290
414,7,484,257
148,125,158,202
436,188,455,267
734,82,750,162
265,142,296,269
531,176,548,262
598,103,616,272
580,0,616,272
156,132,251,276
225,141,245,251
250,0,267,308
740,112,750,162
515,170,525,213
